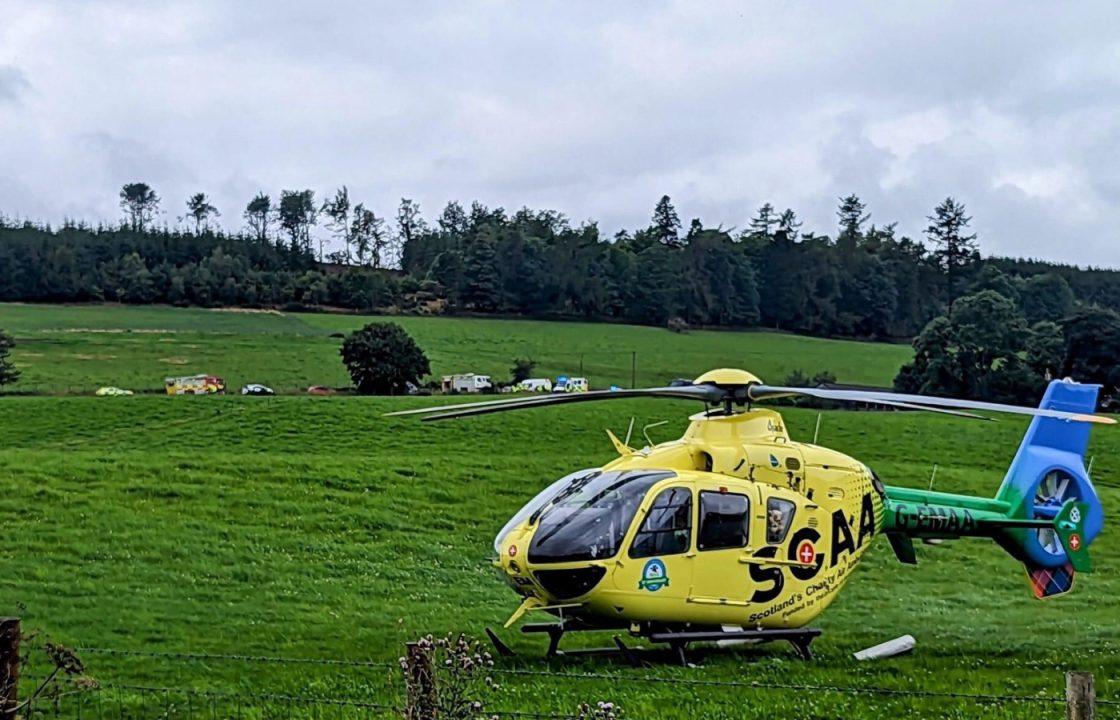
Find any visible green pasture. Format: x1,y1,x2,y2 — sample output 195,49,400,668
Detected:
0,303,911,394
2,392,1119,719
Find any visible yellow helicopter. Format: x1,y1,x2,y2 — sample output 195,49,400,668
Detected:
388,369,1113,663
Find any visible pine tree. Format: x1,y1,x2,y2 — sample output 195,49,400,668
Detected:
776,209,802,239
926,197,978,307
836,195,868,249
749,203,778,238
651,195,681,247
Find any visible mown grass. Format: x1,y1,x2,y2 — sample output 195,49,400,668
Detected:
1,303,912,394
3,392,1119,719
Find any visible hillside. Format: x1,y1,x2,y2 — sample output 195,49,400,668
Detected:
1,303,912,394
2,394,1118,718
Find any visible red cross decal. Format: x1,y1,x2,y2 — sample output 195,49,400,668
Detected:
798,541,816,564
508,545,518,557
1068,534,1082,551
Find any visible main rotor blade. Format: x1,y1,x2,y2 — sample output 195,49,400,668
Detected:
387,385,726,422
844,397,991,420
749,385,1116,424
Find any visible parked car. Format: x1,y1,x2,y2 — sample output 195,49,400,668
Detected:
95,386,133,396
241,383,275,396
307,385,335,396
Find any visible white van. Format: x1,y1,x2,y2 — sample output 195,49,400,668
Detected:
518,378,553,393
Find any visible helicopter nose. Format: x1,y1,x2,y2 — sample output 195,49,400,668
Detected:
531,566,607,601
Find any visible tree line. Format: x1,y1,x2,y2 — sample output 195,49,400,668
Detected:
894,272,1120,407
4,185,1120,341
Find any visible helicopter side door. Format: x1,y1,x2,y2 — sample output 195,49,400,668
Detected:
611,482,694,603
687,481,757,606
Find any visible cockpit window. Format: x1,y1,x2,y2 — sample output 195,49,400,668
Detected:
492,469,599,553
528,471,674,563
629,487,692,559
766,497,796,544
698,491,750,550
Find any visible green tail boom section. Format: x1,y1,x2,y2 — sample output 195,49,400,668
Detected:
881,486,1091,573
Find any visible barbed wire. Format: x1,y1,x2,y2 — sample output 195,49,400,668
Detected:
99,682,400,711
487,666,1072,705
488,710,581,720
69,646,1120,708
77,647,396,669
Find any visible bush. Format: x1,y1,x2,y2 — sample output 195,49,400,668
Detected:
340,322,430,395
0,329,20,387
667,316,689,333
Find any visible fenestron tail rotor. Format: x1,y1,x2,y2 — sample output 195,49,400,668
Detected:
384,367,1116,425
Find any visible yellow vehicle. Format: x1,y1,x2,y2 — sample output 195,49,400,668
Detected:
389,369,1112,662
164,374,226,395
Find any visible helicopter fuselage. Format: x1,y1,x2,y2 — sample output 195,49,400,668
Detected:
495,408,884,629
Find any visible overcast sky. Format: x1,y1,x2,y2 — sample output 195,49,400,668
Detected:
1,2,1118,265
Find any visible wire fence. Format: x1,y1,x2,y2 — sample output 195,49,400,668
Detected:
12,643,1117,719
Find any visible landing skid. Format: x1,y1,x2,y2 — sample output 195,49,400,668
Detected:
485,623,821,666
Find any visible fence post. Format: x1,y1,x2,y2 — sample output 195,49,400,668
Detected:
404,641,436,720
1066,671,1095,720
0,618,19,720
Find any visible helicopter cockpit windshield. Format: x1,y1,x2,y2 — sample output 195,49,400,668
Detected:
528,470,675,563
492,468,600,554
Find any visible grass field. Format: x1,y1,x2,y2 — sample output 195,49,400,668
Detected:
1,303,911,394
2,304,1118,719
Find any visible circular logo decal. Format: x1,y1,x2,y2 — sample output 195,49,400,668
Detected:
797,541,817,565
1070,506,1082,524
637,558,670,592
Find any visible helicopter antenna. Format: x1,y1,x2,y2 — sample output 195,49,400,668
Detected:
928,464,939,491
813,413,822,444
1087,455,1095,478
643,420,668,448
624,417,635,447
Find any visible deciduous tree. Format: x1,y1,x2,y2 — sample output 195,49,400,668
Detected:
243,193,274,243
185,193,219,234
340,322,430,395
278,189,317,258
119,183,160,231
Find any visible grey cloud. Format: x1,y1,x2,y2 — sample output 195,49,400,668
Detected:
1,1,1120,265
0,65,29,103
